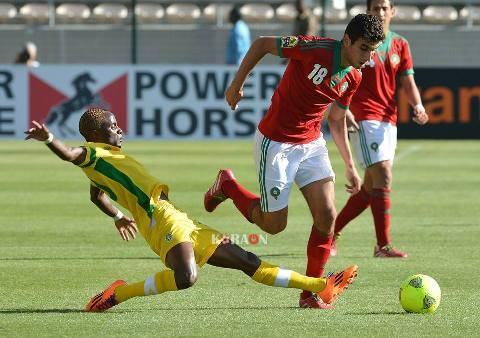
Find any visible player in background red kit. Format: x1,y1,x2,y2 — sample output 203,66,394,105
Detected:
332,0,429,258
205,14,385,309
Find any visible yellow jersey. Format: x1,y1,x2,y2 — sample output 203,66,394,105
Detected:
77,142,169,235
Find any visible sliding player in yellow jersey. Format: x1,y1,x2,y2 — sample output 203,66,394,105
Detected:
25,107,358,312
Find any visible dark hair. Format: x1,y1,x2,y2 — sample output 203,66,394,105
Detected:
367,0,394,11
15,49,30,64
344,14,384,44
229,6,242,23
79,107,109,139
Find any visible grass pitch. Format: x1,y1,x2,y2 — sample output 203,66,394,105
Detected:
0,139,479,337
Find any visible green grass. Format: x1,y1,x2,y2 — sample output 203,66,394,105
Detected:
0,140,479,337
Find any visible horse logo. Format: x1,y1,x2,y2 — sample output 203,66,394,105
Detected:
44,72,110,136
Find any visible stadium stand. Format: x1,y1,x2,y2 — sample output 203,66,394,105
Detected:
313,6,348,22
275,3,296,22
348,4,366,17
203,3,233,24
422,5,458,23
460,5,480,23
240,3,275,22
165,3,201,23
135,3,164,23
393,6,422,22
56,3,91,23
19,3,49,24
1,1,479,66
92,3,128,23
0,3,17,22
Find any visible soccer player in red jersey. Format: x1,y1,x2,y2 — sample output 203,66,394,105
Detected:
204,14,385,309
332,0,429,258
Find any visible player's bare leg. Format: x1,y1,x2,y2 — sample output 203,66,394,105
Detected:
204,169,289,235
207,241,357,309
250,205,289,235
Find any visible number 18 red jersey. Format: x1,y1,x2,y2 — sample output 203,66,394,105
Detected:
258,36,362,144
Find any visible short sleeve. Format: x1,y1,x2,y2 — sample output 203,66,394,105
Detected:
335,77,361,109
399,39,414,76
77,146,97,168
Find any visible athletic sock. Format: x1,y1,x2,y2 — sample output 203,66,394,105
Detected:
251,261,327,293
334,186,370,234
222,179,260,223
114,270,178,303
370,188,391,248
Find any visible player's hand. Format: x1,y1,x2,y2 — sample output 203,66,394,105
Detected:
345,109,359,132
345,166,361,194
114,217,138,241
225,84,243,110
24,120,50,141
412,105,429,125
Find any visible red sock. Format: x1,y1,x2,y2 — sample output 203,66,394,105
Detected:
222,180,259,223
334,186,370,234
370,188,391,247
305,227,333,277
302,228,333,296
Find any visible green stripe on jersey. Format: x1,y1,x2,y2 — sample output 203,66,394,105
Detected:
376,31,393,63
94,158,154,218
331,40,353,88
401,69,414,76
276,38,283,57
359,124,372,166
259,137,271,212
80,147,97,168
334,101,348,110
91,179,118,201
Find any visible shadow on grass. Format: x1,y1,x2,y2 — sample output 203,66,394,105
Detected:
125,306,300,312
0,257,158,261
0,309,85,314
345,311,406,315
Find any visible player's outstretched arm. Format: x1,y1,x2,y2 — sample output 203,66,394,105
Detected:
400,75,428,125
90,185,138,241
225,37,278,110
24,120,86,164
328,103,361,194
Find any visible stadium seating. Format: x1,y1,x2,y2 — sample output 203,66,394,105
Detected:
460,6,480,23
349,4,366,17
0,3,17,22
165,4,201,23
92,3,128,23
240,4,274,23
0,2,477,27
56,3,90,23
203,4,233,23
135,3,164,24
19,3,49,24
423,5,458,23
313,6,348,22
275,3,297,22
393,6,422,23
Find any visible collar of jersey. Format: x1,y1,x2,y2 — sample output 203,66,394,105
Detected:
85,141,121,151
330,40,352,88
376,30,393,63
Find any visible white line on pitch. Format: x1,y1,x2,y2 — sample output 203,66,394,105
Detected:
395,145,422,162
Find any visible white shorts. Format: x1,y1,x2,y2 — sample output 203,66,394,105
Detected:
350,120,397,169
254,130,335,212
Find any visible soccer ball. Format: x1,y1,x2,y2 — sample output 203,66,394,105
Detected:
399,274,441,313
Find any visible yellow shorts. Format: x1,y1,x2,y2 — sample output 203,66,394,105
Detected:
143,200,224,267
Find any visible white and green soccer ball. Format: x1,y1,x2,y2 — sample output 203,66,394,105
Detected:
399,274,441,313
